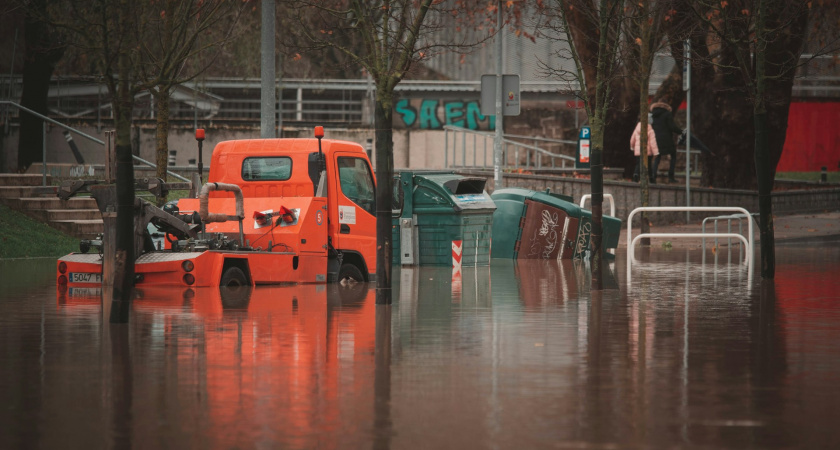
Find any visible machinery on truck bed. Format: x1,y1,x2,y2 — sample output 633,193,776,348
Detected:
57,127,377,288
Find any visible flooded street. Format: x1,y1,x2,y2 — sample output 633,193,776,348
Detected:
2,245,839,448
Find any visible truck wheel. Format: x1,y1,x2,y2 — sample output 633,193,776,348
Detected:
338,263,364,284
221,267,248,287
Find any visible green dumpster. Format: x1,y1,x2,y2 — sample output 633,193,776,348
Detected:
490,187,621,260
392,171,496,266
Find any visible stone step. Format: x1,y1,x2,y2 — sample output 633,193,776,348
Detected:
0,174,53,187
0,185,58,199
45,209,102,221
51,219,104,240
7,197,98,211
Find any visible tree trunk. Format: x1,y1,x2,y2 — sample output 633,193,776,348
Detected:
154,88,170,204
589,114,604,290
638,1,652,245
374,90,395,305
18,2,65,172
605,79,640,178
111,0,136,324
754,111,774,278
754,0,773,279
765,2,809,179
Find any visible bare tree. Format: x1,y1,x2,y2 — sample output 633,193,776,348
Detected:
680,0,830,278
134,0,246,197
624,0,681,242
542,0,629,289
282,0,494,304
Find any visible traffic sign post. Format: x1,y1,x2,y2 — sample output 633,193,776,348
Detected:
481,73,521,189
576,126,591,170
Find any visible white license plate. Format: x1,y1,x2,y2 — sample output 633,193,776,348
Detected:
68,272,102,283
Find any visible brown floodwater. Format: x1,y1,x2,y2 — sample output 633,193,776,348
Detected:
1,244,839,449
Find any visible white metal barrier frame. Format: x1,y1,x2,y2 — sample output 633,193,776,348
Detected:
579,193,615,218
626,206,754,271
701,213,755,249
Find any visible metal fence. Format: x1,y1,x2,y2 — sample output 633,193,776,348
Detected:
443,125,577,171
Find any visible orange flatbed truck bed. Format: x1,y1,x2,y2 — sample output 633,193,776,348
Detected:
57,127,377,288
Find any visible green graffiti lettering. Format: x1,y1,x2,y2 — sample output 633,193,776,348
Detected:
419,100,441,129
465,101,486,130
444,101,465,127
395,99,417,127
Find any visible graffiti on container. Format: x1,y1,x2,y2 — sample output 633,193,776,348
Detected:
528,210,559,259
394,99,496,131
574,221,592,260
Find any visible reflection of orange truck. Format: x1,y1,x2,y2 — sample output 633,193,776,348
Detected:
57,127,377,287
56,284,378,445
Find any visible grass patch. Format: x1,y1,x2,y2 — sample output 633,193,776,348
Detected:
0,204,79,259
777,171,840,183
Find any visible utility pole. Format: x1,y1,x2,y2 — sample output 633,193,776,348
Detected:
493,0,504,189
260,0,276,138
684,39,691,223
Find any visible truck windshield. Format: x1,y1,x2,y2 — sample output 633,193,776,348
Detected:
337,157,375,216
242,157,292,181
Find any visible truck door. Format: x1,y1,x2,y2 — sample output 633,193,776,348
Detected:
331,154,377,265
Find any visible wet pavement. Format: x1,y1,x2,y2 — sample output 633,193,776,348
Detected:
1,243,840,449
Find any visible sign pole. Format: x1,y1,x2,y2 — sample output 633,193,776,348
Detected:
493,0,503,190
260,0,276,138
684,39,691,223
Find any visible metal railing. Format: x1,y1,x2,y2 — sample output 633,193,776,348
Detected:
579,193,615,217
626,206,754,271
580,193,616,255
443,125,576,171
701,213,757,266
1,100,189,184
701,213,756,250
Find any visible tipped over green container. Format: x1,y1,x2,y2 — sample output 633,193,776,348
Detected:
490,187,621,260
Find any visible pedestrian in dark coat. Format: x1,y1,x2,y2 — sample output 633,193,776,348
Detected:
650,101,682,183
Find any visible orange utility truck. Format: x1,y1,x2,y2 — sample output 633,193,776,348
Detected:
57,127,377,288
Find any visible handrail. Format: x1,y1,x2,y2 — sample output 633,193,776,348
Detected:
1,100,189,183
1,101,105,144
626,206,754,272
503,133,577,146
503,138,576,163
443,125,575,171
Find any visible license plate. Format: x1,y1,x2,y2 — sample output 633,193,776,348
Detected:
68,287,102,297
68,272,102,283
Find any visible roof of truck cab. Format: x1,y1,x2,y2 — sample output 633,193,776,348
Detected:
211,138,364,156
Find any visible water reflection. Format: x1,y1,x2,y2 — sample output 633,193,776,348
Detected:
1,245,839,448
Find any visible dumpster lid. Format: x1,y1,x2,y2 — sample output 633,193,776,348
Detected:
412,173,496,211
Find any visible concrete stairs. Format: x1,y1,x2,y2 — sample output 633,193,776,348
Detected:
0,174,103,239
